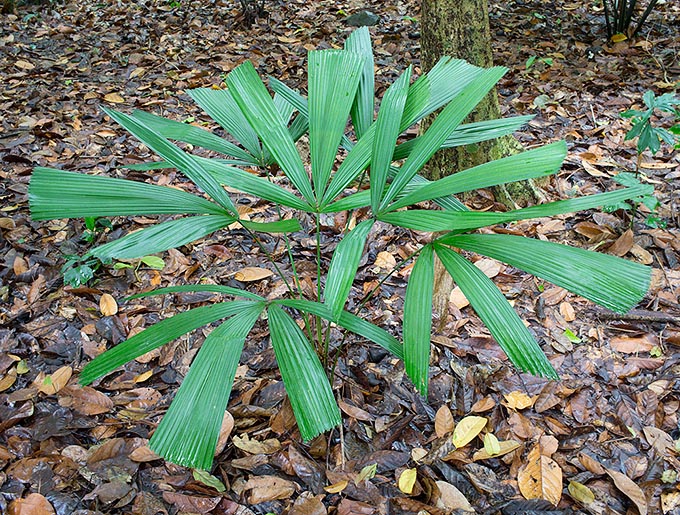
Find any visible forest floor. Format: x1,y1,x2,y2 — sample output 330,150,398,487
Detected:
1,0,680,514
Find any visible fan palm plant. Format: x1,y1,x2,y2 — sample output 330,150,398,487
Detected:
29,28,650,470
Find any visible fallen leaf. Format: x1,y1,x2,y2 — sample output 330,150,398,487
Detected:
15,59,36,71
324,480,348,494
192,469,225,492
233,267,274,282
605,468,648,515
58,385,113,415
435,405,454,437
472,439,520,461
162,492,220,513
398,468,417,494
8,492,56,515
504,391,537,410
374,251,397,270
517,445,563,506
243,475,296,504
104,92,125,103
355,463,377,484
129,445,160,463
483,433,501,455
452,416,487,448
99,293,118,316
435,480,474,512
232,434,281,454
608,229,634,256
610,334,657,354
642,426,673,455
568,481,595,505
37,366,72,395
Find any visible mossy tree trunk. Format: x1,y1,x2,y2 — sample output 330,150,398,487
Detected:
2,0,17,14
421,0,542,327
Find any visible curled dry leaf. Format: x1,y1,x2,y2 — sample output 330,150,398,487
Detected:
517,445,563,506
472,439,520,461
374,251,397,270
233,267,274,282
434,405,454,437
605,468,648,515
232,434,281,455
452,416,487,448
324,480,348,494
503,391,537,410
99,293,118,316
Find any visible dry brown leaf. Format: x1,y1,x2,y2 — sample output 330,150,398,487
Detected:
610,334,657,354
233,267,274,282
662,491,680,514
434,405,454,437
559,301,575,322
244,475,296,504
642,426,673,455
374,251,397,270
517,445,563,506
472,439,520,461
161,492,220,513
58,385,113,415
129,445,160,463
99,293,118,316
338,399,374,422
104,92,125,103
37,366,72,395
324,480,348,494
290,493,327,515
434,480,474,512
214,411,234,456
630,244,653,264
0,368,17,392
608,229,634,257
452,416,487,448
15,59,36,70
232,434,281,454
540,286,568,306
8,493,56,515
13,255,28,275
605,468,648,515
471,396,496,412
503,391,537,410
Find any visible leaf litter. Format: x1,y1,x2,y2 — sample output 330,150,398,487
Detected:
1,0,679,513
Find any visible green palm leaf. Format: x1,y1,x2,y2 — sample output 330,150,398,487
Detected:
403,245,434,395
89,214,234,260
388,141,566,211
344,26,375,139
103,107,238,215
240,219,302,234
126,284,264,302
149,304,264,469
267,305,341,440
440,233,650,313
79,300,257,384
226,62,315,204
435,245,557,378
29,168,224,220
379,184,652,232
308,50,364,198
187,88,263,158
324,220,374,321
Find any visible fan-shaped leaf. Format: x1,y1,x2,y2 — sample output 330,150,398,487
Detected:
344,26,375,139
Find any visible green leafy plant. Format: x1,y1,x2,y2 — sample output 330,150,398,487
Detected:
622,90,680,160
604,172,666,228
601,0,659,40
29,28,651,470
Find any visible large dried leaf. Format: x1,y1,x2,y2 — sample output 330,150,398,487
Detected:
518,445,563,506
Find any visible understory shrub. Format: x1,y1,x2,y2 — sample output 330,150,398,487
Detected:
29,28,651,470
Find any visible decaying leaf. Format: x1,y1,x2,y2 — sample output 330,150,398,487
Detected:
434,480,474,513
452,416,487,448
355,463,377,484
192,469,226,492
503,391,537,410
99,293,118,316
243,475,296,504
233,267,274,282
324,480,348,494
473,439,520,461
58,385,113,415
36,366,72,395
568,480,595,504
8,493,56,515
605,468,648,515
517,445,563,506
398,468,417,494
232,434,281,454
435,405,455,437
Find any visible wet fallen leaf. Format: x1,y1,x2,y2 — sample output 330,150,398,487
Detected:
435,405,454,437
605,468,648,515
233,267,274,282
232,434,281,454
8,492,56,515
99,293,118,316
518,445,563,506
192,469,226,492
452,416,487,448
398,468,417,494
324,480,348,494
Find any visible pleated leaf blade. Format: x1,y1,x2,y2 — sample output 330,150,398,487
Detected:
344,26,375,139
29,168,224,220
149,304,264,469
403,245,434,395
126,284,264,302
323,219,374,321
267,305,341,440
435,245,557,378
441,233,650,314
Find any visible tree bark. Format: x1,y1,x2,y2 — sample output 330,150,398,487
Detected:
420,0,542,327
2,0,17,14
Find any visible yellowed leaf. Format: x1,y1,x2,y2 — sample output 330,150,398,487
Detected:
435,480,474,512
411,447,428,462
504,391,537,410
483,433,501,455
355,463,377,484
374,251,397,270
472,439,520,461
232,434,281,455
452,416,487,448
0,368,17,392
8,492,56,515
605,468,648,515
37,366,72,395
324,480,348,494
611,33,628,42
134,370,154,383
130,67,146,79
99,293,118,316
518,445,563,506
435,405,454,437
568,480,595,504
104,92,125,103
662,491,680,514
398,468,417,494
15,59,36,70
233,267,274,282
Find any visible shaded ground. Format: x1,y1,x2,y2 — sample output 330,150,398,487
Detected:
1,0,680,514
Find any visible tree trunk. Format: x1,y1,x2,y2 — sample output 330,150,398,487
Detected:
2,0,17,14
420,0,542,327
